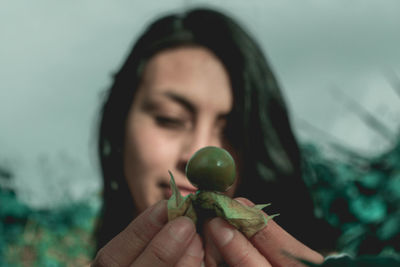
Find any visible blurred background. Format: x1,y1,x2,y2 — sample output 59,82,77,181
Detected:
1,0,399,265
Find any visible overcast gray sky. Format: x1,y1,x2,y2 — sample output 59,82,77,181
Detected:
1,0,399,208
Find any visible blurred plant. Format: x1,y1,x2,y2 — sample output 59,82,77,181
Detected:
299,254,400,267
299,76,400,258
302,133,400,257
0,186,100,266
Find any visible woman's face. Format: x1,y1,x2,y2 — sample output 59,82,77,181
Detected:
124,46,238,213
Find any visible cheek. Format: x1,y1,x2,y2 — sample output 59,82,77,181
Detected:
126,123,175,173
124,119,178,211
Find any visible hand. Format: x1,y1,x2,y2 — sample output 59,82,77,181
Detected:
203,198,324,267
92,200,204,267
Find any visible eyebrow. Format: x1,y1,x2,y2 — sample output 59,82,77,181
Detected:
162,91,231,119
163,91,196,114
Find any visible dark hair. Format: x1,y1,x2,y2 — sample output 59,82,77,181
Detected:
96,7,335,252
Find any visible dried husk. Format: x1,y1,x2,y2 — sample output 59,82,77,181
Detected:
167,171,277,238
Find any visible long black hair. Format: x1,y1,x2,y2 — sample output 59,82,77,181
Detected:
96,7,335,252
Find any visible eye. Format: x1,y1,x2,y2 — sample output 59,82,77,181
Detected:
155,116,186,129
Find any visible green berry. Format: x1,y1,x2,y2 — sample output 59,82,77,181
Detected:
185,146,236,192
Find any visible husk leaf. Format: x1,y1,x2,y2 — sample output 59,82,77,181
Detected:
167,171,197,223
167,172,277,238
195,191,278,238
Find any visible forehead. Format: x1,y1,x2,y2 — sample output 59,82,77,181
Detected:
139,46,233,113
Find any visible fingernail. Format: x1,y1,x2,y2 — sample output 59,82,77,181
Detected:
149,200,167,227
169,216,195,242
210,218,234,247
235,197,254,206
186,234,204,258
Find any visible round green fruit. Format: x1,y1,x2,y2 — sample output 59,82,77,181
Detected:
185,146,236,192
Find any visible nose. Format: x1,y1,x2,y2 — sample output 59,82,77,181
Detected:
177,127,222,174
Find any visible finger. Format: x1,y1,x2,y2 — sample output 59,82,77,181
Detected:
203,220,225,266
234,197,254,206
252,220,323,266
237,198,324,266
207,217,271,267
92,200,168,267
131,216,196,267
175,234,204,267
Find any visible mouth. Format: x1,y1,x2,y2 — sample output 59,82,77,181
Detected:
159,181,197,199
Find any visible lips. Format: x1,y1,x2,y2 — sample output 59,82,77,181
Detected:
177,185,198,197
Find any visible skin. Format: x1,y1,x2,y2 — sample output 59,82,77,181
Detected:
123,46,238,214
92,46,324,266
203,198,324,266
92,200,324,266
92,200,203,266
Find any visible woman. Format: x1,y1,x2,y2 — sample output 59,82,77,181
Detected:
93,7,333,266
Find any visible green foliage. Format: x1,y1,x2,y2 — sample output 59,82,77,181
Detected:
301,254,400,267
0,188,100,266
302,142,400,257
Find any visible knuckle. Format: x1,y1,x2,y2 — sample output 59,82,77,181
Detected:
174,255,202,267
128,223,151,248
149,240,174,264
91,248,120,267
231,246,252,267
